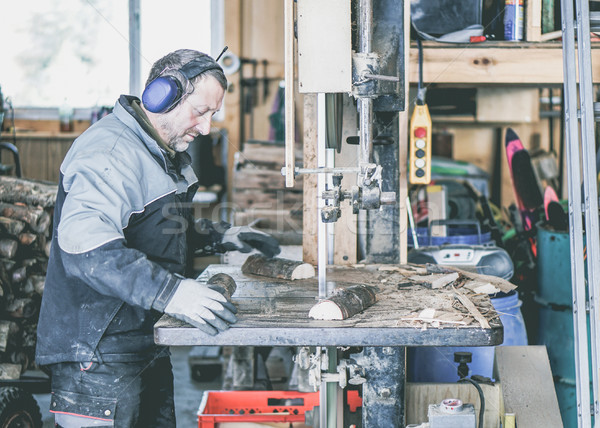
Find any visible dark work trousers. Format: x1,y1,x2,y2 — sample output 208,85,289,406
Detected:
47,355,175,428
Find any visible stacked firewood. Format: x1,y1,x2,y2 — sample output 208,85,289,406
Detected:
0,176,57,379
232,141,303,244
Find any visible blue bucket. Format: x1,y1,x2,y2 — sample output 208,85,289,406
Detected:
407,291,527,382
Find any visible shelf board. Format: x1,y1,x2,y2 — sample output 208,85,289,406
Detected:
409,40,600,85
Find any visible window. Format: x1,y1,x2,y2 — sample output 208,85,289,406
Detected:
1,0,212,109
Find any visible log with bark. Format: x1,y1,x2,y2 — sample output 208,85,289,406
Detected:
241,254,315,280
308,284,378,320
207,273,237,299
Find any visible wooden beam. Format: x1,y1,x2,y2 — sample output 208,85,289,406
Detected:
223,0,242,208
398,0,410,264
302,94,318,264
334,97,358,265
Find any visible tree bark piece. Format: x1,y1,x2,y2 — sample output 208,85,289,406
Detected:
308,285,378,320
241,254,315,280
207,273,237,299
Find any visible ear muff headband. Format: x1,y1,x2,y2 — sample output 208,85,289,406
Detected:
142,59,224,114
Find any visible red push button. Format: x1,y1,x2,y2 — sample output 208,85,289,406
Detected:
414,127,427,138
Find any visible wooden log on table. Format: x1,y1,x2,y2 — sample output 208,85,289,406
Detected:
308,284,378,320
241,254,315,280
207,273,237,299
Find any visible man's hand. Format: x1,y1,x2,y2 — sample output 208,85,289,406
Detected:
219,226,281,258
164,279,238,335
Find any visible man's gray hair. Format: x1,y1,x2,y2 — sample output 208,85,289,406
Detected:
145,49,227,92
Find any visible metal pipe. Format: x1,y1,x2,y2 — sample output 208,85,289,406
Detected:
575,0,600,417
128,0,141,97
358,0,374,167
284,0,296,187
281,166,361,175
327,149,335,266
358,0,373,53
560,0,592,423
359,98,373,165
364,73,400,82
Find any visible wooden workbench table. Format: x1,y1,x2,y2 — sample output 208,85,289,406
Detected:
154,264,505,348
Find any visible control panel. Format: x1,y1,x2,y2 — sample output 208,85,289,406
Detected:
409,104,432,184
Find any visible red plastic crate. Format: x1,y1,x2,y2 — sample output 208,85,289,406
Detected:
197,390,362,428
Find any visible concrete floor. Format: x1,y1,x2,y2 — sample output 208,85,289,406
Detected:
34,346,219,428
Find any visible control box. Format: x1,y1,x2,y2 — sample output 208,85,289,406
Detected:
409,103,432,184
428,399,476,428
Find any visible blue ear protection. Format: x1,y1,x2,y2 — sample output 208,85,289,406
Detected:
142,59,223,114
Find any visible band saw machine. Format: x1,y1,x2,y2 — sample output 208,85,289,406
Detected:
155,1,506,426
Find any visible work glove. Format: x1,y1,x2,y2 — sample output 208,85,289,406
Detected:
164,279,238,336
219,225,281,258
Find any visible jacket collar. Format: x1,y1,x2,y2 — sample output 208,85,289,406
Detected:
113,95,195,180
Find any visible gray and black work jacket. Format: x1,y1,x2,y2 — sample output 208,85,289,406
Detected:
36,95,201,365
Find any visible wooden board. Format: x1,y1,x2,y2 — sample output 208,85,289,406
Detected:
3,134,74,182
526,0,542,42
233,168,302,191
407,42,600,85
333,96,359,265
302,94,318,265
476,88,540,123
494,346,563,427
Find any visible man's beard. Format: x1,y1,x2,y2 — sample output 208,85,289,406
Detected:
169,136,190,153
156,119,194,152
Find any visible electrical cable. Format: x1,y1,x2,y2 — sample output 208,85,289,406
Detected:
458,377,485,428
416,38,426,106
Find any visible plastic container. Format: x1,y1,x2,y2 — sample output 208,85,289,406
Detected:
197,390,362,427
536,225,573,306
536,225,591,428
59,99,73,132
504,0,524,41
408,220,492,248
407,291,528,382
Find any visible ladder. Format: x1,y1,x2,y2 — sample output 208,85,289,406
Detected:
561,0,600,426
